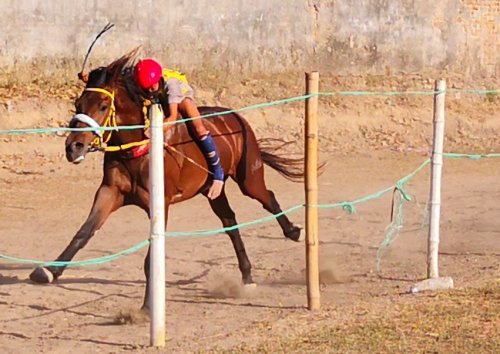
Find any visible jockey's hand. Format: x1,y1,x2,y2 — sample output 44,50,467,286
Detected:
207,180,224,200
144,123,173,141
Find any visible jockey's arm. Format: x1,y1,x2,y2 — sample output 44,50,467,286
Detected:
163,103,179,132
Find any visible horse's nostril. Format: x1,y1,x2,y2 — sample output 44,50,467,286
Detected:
75,142,85,151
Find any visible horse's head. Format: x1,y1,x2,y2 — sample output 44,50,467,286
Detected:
65,50,144,163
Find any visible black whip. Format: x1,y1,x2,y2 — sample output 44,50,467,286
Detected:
79,22,115,76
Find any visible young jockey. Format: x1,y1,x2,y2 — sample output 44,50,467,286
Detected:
134,58,224,200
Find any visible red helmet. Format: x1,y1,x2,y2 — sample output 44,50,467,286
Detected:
134,58,162,89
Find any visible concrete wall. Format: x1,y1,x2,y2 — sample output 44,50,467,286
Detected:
0,0,498,76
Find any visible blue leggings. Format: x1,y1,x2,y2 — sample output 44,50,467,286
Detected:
198,132,224,181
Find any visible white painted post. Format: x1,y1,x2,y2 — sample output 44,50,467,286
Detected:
149,103,166,346
409,79,453,294
428,79,446,279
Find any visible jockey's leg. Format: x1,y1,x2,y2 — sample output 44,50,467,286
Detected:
182,99,224,199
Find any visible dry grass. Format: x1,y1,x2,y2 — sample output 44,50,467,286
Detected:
211,281,499,354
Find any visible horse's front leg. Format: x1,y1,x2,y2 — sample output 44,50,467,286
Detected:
29,184,124,283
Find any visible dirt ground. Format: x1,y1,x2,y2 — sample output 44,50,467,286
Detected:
0,72,499,353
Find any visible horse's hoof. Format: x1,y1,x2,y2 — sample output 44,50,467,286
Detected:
285,226,301,242
242,282,257,296
29,267,54,284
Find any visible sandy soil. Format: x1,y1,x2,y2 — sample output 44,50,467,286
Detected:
0,75,499,353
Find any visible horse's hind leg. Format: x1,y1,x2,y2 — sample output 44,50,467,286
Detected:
237,170,301,242
207,191,254,284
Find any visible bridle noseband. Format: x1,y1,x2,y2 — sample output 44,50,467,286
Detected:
70,87,117,151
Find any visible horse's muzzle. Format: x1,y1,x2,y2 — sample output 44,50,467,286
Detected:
66,141,87,163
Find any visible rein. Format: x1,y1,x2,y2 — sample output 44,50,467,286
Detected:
71,87,149,154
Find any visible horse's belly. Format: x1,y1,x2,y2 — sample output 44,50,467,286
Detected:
168,158,208,204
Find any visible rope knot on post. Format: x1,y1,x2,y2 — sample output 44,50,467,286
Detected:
395,181,412,202
340,202,356,214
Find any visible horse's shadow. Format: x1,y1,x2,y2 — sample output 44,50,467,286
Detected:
57,277,143,287
0,273,29,286
0,273,144,288
1,266,210,287
0,292,140,324
0,264,34,271
0,263,37,284
53,269,210,287
168,297,302,310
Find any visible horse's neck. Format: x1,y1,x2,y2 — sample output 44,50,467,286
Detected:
108,88,145,140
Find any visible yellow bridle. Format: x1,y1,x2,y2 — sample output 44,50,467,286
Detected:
82,87,149,152
80,88,211,171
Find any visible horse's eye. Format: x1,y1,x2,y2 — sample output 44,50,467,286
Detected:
99,103,108,112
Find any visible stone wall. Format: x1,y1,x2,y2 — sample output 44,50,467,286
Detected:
0,0,498,77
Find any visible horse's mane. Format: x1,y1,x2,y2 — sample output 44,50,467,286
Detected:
86,47,144,108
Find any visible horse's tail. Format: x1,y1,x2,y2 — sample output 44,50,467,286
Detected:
257,138,306,183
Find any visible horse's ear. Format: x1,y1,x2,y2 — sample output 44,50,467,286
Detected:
78,71,89,83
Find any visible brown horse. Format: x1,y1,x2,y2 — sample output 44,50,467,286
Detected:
29,51,304,309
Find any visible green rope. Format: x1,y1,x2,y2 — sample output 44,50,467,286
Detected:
164,204,304,237
375,180,417,271
313,159,430,271
171,94,315,125
0,206,304,267
375,152,500,270
2,153,499,267
314,159,430,211
0,240,150,267
0,125,146,136
1,87,497,136
376,188,408,271
0,94,316,135
319,90,440,97
374,161,429,270
340,202,356,214
0,156,419,266
442,152,500,160
447,88,500,95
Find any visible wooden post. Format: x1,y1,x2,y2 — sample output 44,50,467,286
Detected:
149,103,166,346
428,79,446,279
305,72,320,310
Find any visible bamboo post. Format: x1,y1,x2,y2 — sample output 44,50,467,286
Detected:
428,79,446,279
305,71,320,310
409,79,453,293
149,103,166,346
